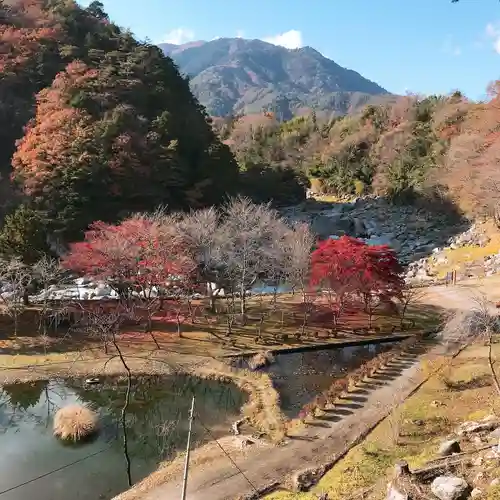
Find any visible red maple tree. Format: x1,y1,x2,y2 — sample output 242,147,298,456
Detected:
310,236,403,312
62,215,194,295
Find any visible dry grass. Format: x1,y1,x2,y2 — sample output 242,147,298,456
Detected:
248,350,275,370
0,291,440,363
53,404,98,441
194,360,287,442
432,221,500,278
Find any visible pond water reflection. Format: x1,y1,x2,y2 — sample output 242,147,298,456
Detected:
0,375,246,500
266,342,395,417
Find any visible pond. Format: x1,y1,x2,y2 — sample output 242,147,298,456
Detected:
265,342,396,417
0,375,246,500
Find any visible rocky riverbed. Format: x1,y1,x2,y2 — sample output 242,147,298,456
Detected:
281,196,469,265
281,196,500,285
405,221,494,284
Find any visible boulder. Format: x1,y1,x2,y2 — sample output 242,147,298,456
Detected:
387,484,410,500
291,466,326,492
310,215,350,238
352,217,367,238
489,427,500,440
74,277,91,286
456,417,500,435
438,439,461,457
93,283,113,298
430,476,470,500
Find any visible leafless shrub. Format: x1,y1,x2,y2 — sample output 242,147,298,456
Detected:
0,257,32,335
441,295,500,395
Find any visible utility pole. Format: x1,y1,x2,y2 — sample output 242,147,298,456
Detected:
181,396,195,500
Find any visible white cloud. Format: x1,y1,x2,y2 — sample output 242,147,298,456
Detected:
486,22,498,38
236,29,245,38
263,29,303,49
159,27,195,45
486,22,500,54
442,35,461,56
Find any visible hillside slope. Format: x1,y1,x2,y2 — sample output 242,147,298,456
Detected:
214,87,500,221
0,0,238,245
159,38,392,118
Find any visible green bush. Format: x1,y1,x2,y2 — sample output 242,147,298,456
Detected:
0,205,51,263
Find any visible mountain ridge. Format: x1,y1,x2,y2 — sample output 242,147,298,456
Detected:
159,38,393,118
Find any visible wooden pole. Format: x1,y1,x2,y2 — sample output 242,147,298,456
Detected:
181,396,195,500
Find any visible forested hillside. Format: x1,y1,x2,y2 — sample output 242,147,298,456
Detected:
0,0,238,253
214,87,500,219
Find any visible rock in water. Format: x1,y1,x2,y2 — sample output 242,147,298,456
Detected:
438,439,461,457
431,476,470,500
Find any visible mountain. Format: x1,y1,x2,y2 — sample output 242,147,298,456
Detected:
160,40,206,55
159,38,392,118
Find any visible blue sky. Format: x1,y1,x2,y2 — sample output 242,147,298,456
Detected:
80,0,500,100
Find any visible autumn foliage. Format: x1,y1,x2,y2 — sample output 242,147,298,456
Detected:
215,81,500,219
310,236,404,301
61,205,405,327
61,215,195,293
0,0,60,74
1,0,238,242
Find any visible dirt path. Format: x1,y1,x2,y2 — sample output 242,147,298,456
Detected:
115,283,484,500
420,284,483,310
419,281,500,315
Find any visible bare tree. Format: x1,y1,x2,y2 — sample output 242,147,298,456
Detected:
76,302,133,485
31,256,67,337
178,207,225,313
0,258,32,335
362,291,379,330
397,285,424,329
442,295,500,395
75,303,127,355
281,223,315,335
283,222,314,302
219,197,289,322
